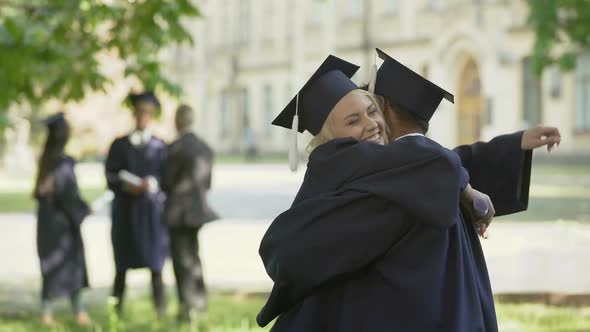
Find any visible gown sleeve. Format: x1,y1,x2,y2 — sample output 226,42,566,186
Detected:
105,139,126,194
55,161,90,227
453,131,532,216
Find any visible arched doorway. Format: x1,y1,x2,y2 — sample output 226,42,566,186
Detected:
457,58,484,145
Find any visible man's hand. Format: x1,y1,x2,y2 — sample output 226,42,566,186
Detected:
125,179,149,196
521,125,561,152
461,184,495,239
37,175,55,196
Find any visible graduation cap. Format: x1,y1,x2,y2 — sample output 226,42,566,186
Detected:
373,48,454,122
43,112,66,129
272,55,360,171
127,91,161,109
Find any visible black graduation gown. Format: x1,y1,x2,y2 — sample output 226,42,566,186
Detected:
161,132,218,228
259,132,533,332
36,156,90,300
105,135,169,272
259,136,481,331
454,131,532,216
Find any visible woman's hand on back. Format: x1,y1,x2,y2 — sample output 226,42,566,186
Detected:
461,184,495,239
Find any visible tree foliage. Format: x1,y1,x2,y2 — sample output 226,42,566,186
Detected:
0,0,199,127
528,0,590,75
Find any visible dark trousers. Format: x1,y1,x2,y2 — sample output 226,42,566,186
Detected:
169,226,208,316
112,269,166,315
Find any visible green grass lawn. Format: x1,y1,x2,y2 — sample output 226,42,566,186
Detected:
497,303,590,332
0,188,104,214
0,294,589,332
0,294,270,332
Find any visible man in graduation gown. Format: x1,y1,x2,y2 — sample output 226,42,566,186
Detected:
161,104,218,321
371,48,560,218
257,53,560,331
105,92,169,316
261,137,474,331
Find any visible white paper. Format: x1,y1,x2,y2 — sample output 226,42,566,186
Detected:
146,176,159,193
118,170,142,186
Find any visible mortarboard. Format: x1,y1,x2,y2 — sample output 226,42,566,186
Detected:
272,55,360,135
374,48,454,122
43,112,66,129
272,55,360,172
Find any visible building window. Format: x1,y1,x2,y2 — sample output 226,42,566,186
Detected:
220,90,230,139
222,0,232,46
424,0,438,10
308,0,323,26
522,57,543,128
238,0,251,45
346,0,363,18
576,53,590,131
549,66,562,98
383,0,399,15
241,88,250,130
263,85,274,138
285,1,294,40
262,0,275,42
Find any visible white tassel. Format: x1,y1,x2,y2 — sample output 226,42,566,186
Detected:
289,114,299,172
368,63,377,94
289,93,300,172
368,50,378,93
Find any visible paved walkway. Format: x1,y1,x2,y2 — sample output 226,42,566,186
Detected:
1,214,590,295
1,162,589,298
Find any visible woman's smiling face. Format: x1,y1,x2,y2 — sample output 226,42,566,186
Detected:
327,90,386,145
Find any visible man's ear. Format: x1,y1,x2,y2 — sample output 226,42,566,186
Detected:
383,104,398,138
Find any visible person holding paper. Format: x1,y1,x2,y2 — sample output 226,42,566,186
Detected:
105,92,169,317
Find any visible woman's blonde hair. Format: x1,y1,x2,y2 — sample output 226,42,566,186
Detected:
305,90,390,158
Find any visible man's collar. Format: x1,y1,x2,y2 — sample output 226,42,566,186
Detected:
394,133,424,141
129,129,152,146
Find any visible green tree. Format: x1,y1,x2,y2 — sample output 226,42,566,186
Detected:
528,0,590,75
0,0,199,127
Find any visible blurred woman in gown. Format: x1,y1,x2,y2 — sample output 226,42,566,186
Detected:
33,113,92,327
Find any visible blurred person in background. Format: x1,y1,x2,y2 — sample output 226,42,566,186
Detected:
104,92,169,317
244,126,258,161
33,112,92,327
161,104,218,322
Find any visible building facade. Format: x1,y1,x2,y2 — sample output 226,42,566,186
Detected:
3,0,587,169
173,0,590,155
